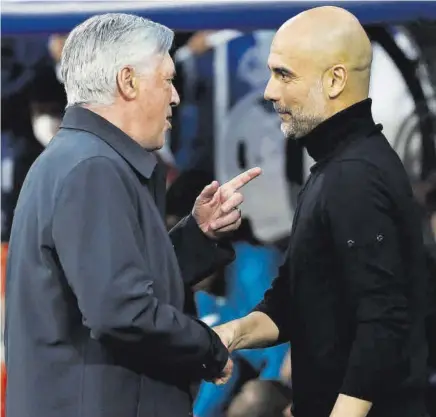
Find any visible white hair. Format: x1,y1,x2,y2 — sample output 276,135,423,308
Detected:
60,13,174,107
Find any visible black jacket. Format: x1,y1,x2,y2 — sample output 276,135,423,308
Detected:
255,99,429,417
5,106,234,417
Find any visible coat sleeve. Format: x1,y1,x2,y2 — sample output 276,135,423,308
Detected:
169,215,235,286
251,253,293,344
52,156,228,379
324,160,411,401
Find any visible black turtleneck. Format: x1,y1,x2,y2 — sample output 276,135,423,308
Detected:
255,98,428,417
297,98,380,165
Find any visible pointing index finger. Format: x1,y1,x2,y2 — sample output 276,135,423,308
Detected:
224,167,262,191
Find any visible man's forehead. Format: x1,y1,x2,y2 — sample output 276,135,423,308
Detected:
267,50,299,74
268,38,313,72
271,30,294,52
267,52,287,69
160,53,176,75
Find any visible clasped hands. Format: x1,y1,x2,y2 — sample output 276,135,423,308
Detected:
208,323,240,385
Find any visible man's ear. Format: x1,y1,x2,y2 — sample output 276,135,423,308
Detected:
117,66,138,100
323,65,347,99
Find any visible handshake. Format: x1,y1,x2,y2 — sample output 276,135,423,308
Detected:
205,312,278,385
209,321,240,385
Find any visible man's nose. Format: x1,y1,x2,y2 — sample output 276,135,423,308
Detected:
171,84,180,107
264,77,279,103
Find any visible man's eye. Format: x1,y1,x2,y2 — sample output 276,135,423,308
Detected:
167,78,174,84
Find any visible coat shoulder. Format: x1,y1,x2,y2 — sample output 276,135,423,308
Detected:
336,131,403,173
45,128,122,175
15,129,127,220
322,131,414,214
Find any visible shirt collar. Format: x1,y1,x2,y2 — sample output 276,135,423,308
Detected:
60,106,157,179
297,98,380,168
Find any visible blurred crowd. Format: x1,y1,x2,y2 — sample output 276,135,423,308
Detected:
1,24,436,417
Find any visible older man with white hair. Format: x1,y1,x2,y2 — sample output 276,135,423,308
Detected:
4,13,261,417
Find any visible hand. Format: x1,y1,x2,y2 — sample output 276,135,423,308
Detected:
212,357,234,385
329,394,372,417
213,322,239,352
187,31,215,55
283,405,293,417
192,167,262,239
48,34,67,63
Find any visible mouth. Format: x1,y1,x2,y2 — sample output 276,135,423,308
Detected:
277,111,291,121
165,115,172,128
274,105,291,117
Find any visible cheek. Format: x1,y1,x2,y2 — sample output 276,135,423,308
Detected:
280,84,302,109
285,80,306,97
156,85,172,111
144,88,169,117
166,84,173,103
285,84,316,109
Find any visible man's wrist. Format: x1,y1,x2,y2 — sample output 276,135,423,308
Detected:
329,394,372,417
230,316,258,351
194,318,229,379
228,320,243,351
191,211,218,240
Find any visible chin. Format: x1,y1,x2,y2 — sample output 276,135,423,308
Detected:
145,125,169,151
151,142,164,151
281,123,295,140
143,137,165,151
155,133,167,150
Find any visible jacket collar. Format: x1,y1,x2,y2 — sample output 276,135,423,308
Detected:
60,106,157,179
297,98,380,168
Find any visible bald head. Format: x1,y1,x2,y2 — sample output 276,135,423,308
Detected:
264,6,373,140
279,6,372,89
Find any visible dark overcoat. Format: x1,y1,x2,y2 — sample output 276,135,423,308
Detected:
5,106,233,417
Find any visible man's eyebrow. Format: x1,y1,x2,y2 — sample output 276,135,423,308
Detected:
270,65,295,77
268,65,296,77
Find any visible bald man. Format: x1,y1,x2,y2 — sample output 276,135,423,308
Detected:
213,7,429,417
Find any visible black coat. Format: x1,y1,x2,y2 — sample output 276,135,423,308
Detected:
5,106,234,417
255,99,429,417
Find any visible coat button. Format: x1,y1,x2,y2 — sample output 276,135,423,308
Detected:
376,234,384,242
347,239,355,248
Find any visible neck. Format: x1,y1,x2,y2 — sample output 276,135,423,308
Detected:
85,103,150,148
85,103,128,136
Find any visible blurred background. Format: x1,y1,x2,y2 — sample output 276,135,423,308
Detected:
1,1,436,417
